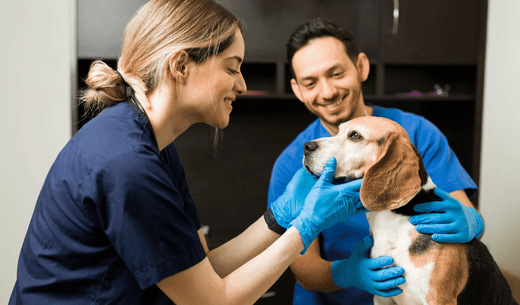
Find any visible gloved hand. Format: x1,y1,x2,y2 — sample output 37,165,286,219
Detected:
410,188,484,243
270,167,319,228
290,157,368,252
331,236,405,297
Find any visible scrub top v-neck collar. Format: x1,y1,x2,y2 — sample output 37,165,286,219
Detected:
126,97,170,166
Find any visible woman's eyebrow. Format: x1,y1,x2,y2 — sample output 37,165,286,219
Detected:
227,56,243,64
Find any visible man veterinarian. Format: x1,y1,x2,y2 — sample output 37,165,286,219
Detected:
267,18,484,305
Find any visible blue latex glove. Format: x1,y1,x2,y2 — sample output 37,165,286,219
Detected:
410,188,484,243
331,236,405,297
270,167,319,228
290,158,368,252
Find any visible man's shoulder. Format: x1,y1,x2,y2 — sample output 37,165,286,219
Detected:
373,105,439,136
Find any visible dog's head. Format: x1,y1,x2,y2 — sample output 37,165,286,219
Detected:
303,116,424,212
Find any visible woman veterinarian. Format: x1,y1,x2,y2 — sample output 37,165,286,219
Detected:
9,1,368,304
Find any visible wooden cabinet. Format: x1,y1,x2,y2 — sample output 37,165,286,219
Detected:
380,0,479,64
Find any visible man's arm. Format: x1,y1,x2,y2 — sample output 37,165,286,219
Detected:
290,237,339,292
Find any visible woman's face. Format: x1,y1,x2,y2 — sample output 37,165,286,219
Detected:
185,29,247,129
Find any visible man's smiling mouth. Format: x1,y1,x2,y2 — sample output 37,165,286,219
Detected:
326,99,343,109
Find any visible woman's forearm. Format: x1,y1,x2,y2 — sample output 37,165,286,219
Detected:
207,216,280,277
159,225,304,305
222,226,304,304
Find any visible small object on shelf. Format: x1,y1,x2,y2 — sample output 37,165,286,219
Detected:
395,84,451,98
434,84,451,97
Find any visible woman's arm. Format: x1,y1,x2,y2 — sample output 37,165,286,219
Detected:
158,159,366,304
157,226,304,305
205,216,280,277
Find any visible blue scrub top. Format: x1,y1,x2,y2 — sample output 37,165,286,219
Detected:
10,102,206,305
268,104,477,305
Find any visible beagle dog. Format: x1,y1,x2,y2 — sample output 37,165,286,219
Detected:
303,116,517,305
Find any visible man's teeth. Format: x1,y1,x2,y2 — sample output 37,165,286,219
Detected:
224,99,232,105
327,100,342,108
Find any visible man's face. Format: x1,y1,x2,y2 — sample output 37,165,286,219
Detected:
290,36,369,134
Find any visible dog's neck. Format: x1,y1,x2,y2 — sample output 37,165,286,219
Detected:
392,182,440,216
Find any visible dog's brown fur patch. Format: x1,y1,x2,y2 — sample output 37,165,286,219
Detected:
424,243,469,304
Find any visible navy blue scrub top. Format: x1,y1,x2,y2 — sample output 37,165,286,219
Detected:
10,101,206,304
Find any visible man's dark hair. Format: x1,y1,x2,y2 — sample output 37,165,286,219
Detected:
287,18,359,78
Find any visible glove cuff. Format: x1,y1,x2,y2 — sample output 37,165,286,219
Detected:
290,217,317,254
469,207,484,239
330,260,342,287
264,208,287,235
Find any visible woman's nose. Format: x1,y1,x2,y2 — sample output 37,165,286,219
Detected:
235,73,247,95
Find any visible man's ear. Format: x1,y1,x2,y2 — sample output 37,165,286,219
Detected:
168,50,190,83
356,52,370,82
290,78,304,103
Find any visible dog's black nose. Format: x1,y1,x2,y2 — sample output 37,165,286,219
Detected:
304,141,318,153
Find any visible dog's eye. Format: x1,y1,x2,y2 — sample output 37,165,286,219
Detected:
349,131,362,141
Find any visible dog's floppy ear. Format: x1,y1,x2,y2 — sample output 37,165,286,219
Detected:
360,132,422,212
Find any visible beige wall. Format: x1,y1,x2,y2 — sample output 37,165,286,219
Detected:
480,0,520,277
0,0,75,302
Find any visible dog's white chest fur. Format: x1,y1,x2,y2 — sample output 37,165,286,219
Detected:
367,211,434,305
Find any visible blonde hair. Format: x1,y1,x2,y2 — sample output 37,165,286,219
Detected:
81,0,242,116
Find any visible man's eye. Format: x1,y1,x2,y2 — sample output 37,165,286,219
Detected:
349,131,362,141
228,69,239,75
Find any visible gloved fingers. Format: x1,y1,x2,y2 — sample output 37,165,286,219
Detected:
340,178,363,191
431,233,466,243
317,157,337,185
365,256,395,270
413,200,457,213
293,166,317,182
410,213,454,225
371,274,406,291
433,187,456,200
370,266,405,282
415,223,462,234
373,287,403,298
286,167,318,192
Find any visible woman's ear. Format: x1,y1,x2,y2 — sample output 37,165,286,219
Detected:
356,52,370,82
168,50,190,83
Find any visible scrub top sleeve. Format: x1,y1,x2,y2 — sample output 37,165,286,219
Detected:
88,147,206,289
166,145,201,230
